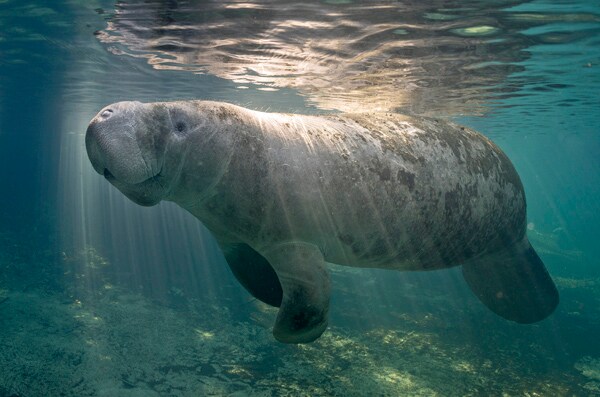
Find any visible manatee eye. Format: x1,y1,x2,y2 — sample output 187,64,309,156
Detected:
175,121,186,134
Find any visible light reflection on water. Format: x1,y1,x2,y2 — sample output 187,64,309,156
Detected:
94,0,600,114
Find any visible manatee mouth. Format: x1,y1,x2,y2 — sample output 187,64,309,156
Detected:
103,168,115,180
103,167,163,185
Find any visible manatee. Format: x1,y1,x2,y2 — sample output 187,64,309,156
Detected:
85,101,559,343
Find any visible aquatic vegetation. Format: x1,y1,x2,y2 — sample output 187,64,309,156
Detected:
575,356,600,393
0,217,593,395
0,280,590,396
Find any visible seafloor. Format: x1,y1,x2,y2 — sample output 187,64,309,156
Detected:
0,228,599,396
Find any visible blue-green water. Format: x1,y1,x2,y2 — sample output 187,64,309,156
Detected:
1,1,599,395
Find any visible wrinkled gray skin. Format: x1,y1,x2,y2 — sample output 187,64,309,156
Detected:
86,101,559,343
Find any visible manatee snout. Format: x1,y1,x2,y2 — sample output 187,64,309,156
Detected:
85,101,174,206
85,101,155,185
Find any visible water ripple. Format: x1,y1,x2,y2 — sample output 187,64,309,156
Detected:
91,1,599,114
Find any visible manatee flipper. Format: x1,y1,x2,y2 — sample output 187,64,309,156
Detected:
262,242,330,344
221,243,283,307
462,238,559,323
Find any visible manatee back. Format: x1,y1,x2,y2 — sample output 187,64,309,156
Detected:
267,113,527,269
198,110,527,270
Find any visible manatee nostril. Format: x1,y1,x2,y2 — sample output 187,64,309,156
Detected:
100,109,114,119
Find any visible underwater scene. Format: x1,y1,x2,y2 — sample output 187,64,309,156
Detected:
1,0,600,395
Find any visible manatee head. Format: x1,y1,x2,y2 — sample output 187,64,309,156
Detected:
86,100,225,207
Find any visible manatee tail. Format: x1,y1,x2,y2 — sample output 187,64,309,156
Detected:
461,237,559,323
